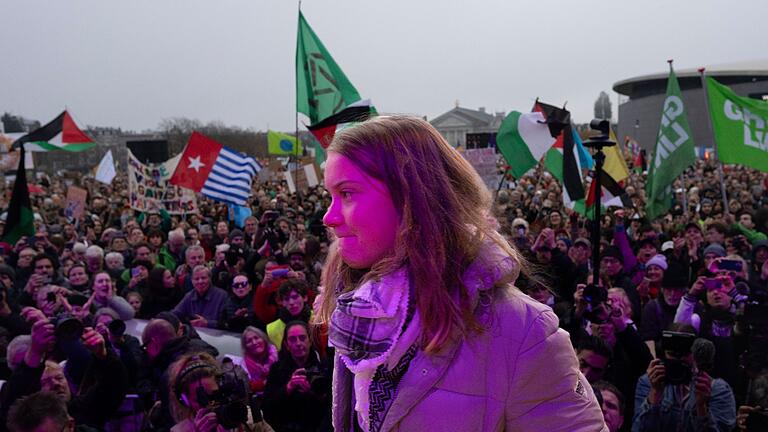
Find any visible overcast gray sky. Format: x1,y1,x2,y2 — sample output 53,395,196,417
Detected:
1,0,764,133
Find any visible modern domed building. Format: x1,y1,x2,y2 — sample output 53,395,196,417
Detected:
613,60,768,151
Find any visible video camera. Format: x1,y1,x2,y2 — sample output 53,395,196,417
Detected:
195,359,263,428
304,365,331,394
51,312,84,341
661,331,695,385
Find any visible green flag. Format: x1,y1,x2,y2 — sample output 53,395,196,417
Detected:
706,77,768,172
1,146,35,244
267,131,303,156
645,65,696,220
296,11,362,124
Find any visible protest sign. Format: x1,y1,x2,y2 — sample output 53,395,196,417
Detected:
128,152,197,214
65,186,88,220
462,148,501,191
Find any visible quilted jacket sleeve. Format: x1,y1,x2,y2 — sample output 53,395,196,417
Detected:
505,309,608,431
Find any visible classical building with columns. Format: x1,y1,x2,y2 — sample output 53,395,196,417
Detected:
429,105,506,149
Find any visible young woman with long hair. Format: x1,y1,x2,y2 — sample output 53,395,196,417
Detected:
316,116,606,431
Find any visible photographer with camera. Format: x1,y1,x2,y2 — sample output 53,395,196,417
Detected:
253,259,305,325
0,307,128,431
674,256,749,387
263,321,330,432
168,352,273,432
632,325,736,431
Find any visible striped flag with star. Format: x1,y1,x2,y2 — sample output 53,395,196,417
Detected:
169,132,261,206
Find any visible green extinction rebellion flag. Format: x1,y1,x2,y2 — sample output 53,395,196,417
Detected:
706,77,768,172
645,66,696,220
296,11,362,124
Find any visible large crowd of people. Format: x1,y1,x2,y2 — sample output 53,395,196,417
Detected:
0,138,766,431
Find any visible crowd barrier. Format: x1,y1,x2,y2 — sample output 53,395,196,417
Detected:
124,319,243,357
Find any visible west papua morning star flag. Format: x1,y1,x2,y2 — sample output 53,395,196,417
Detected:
170,132,261,206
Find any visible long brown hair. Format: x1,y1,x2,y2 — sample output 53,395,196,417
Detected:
316,116,528,353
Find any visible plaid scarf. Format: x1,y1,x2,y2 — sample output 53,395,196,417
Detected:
329,267,411,370
329,268,417,432
330,239,518,431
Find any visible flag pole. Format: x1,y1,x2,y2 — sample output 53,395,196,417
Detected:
667,60,689,218
294,0,303,206
698,67,729,216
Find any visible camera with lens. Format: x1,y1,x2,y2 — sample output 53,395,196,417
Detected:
304,365,331,394
51,312,84,341
195,359,262,428
225,247,244,267
582,284,609,324
661,331,695,385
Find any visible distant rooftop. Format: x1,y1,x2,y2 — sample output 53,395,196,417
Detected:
613,59,768,96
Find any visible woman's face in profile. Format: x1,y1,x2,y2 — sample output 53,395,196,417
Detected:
323,153,400,269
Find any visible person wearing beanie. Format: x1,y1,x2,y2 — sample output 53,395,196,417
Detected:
637,254,667,303
228,228,246,248
639,262,689,358
600,245,641,320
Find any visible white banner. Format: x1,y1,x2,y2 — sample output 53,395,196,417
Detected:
128,152,198,214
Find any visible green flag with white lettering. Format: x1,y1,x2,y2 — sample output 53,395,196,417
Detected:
645,65,696,220
706,77,768,172
296,11,362,125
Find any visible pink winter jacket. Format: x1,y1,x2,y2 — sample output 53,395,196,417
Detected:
331,289,608,431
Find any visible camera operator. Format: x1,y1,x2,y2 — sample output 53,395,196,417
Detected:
0,310,128,430
262,321,330,432
168,352,273,432
632,325,736,432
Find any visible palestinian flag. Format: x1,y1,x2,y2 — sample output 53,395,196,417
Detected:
585,171,633,209
534,101,586,206
307,100,376,149
1,146,35,244
497,111,557,178
12,110,96,152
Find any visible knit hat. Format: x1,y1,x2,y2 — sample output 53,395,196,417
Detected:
228,229,245,240
646,254,668,270
662,262,689,289
574,238,592,249
703,243,727,258
752,239,768,254
0,264,16,281
600,245,624,263
512,218,529,230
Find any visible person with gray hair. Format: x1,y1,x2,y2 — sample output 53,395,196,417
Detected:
84,245,104,274
158,229,186,272
172,265,227,329
6,335,31,372
176,245,206,292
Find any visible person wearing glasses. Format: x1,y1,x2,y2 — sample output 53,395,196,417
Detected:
222,273,260,333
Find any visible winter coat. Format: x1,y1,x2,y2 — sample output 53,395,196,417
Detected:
331,289,607,431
